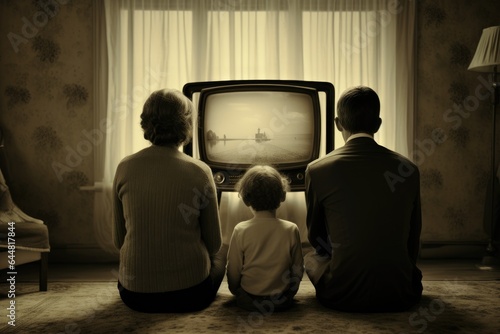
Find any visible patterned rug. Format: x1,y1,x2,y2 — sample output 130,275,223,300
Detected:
1,280,499,333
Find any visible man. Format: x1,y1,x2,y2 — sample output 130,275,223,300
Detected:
304,86,422,312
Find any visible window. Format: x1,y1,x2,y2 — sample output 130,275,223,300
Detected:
94,0,415,251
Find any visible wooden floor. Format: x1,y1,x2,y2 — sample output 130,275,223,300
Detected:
10,259,500,283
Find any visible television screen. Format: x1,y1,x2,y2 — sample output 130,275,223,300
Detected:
202,89,316,166
183,80,335,191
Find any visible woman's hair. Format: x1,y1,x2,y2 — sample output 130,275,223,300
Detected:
140,89,193,146
337,86,380,134
235,165,290,212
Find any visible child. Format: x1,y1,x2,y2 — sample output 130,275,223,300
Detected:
227,165,304,311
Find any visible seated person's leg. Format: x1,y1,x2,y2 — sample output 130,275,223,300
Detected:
234,287,296,312
304,251,330,286
209,243,228,294
118,277,217,313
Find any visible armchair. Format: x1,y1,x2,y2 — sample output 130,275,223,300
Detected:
0,130,50,291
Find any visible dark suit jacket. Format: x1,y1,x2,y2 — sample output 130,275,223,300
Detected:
305,137,422,312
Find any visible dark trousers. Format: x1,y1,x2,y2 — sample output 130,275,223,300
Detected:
118,276,219,313
118,245,227,313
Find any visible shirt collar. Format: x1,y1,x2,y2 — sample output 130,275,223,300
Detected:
346,133,374,142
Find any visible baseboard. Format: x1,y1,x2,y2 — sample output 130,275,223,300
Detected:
48,245,119,263
420,241,489,259
47,241,490,263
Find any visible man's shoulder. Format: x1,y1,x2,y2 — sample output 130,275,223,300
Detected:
308,143,418,169
381,147,420,173
307,148,346,171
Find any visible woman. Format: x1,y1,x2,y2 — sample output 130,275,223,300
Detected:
113,89,225,313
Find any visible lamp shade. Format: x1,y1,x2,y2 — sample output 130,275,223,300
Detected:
468,26,500,72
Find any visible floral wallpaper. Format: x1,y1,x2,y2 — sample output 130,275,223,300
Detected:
0,0,96,260
0,0,498,261
417,0,499,243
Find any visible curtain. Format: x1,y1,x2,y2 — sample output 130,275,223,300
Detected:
94,0,416,253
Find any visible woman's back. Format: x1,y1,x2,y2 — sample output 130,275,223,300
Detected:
113,145,222,293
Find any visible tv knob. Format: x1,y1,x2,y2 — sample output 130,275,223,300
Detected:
213,172,225,185
296,173,304,181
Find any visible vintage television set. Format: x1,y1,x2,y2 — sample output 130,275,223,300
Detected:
182,80,335,191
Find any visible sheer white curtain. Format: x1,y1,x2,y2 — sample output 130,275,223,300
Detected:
94,0,415,253
302,0,415,153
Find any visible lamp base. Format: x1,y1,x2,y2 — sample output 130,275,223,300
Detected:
475,247,500,270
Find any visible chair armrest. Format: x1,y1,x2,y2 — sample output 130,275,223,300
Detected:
12,206,44,225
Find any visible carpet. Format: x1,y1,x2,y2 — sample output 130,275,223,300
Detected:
1,280,499,334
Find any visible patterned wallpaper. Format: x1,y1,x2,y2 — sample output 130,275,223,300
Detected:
0,0,498,261
416,0,499,242
0,0,95,259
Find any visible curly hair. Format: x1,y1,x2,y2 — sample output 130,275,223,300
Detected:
140,89,193,146
235,165,290,212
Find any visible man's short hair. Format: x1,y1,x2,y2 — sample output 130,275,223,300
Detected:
140,89,193,146
235,165,290,211
337,86,380,134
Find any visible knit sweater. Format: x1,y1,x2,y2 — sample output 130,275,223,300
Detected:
113,145,222,293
